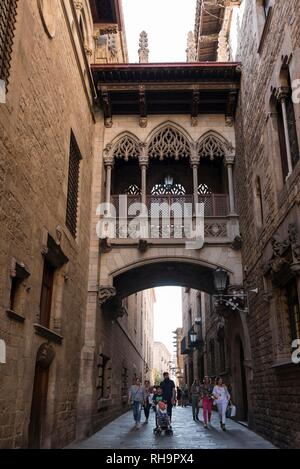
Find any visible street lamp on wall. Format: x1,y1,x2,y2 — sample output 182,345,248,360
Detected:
213,267,257,316
213,267,229,293
189,330,198,346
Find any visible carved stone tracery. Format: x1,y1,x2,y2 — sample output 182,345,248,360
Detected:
148,127,191,161
113,136,141,161
198,134,226,160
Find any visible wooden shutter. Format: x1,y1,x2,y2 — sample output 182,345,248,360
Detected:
0,0,18,86
66,132,82,237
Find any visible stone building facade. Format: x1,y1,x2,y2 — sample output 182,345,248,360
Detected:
194,0,300,448
153,341,172,385
0,0,154,449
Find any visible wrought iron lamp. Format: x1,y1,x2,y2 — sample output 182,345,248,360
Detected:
213,267,257,315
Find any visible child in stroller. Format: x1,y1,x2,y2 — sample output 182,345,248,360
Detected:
153,401,173,436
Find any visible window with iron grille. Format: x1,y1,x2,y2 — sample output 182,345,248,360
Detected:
66,131,82,237
0,0,18,87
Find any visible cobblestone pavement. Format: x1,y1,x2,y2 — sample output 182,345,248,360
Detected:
69,406,276,449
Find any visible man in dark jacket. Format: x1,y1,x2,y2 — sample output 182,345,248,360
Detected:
160,372,176,422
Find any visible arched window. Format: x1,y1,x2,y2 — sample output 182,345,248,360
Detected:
112,135,140,161
79,15,85,41
148,126,191,161
277,67,300,180
198,134,226,160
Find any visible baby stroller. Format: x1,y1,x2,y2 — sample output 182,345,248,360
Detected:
153,401,173,436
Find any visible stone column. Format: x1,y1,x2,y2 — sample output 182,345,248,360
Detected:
192,164,199,212
139,150,149,237
277,87,293,178
225,155,236,215
105,163,113,205
191,150,200,215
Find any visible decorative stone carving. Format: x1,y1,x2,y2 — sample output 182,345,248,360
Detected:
288,223,300,263
138,31,149,63
205,222,227,238
138,239,148,253
186,31,197,62
100,238,112,253
113,135,140,161
98,286,117,306
139,118,148,128
231,235,243,250
148,126,191,161
198,134,226,160
36,343,55,369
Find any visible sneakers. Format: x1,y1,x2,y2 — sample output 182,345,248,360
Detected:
135,422,141,429
204,423,208,429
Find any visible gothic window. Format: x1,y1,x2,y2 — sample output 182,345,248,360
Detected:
113,135,140,161
148,127,191,161
198,135,225,161
97,354,111,400
286,72,300,169
66,131,82,237
285,280,300,342
9,262,29,314
198,183,212,195
0,0,18,87
121,365,128,397
277,70,300,181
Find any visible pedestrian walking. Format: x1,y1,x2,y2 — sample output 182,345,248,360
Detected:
190,379,201,421
128,377,145,429
160,372,176,422
176,386,182,406
212,377,230,431
143,380,151,423
201,376,214,428
182,384,189,407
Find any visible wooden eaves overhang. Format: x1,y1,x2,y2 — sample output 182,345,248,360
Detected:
194,0,241,61
91,62,241,127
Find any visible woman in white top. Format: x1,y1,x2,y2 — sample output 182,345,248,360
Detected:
212,377,230,431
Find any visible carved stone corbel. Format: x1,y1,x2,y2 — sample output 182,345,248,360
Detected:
98,286,117,306
138,239,148,253
100,237,112,253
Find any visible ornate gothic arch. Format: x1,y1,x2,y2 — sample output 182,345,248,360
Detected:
104,132,143,164
146,122,192,161
197,131,234,161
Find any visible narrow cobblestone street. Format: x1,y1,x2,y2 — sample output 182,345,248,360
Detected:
69,406,276,449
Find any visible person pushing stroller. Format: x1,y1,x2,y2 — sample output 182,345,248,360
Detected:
152,386,173,436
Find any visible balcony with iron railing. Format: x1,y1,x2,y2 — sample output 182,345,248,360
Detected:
108,193,239,244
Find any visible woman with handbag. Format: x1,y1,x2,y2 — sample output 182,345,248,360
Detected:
212,377,230,431
201,376,214,429
128,377,146,429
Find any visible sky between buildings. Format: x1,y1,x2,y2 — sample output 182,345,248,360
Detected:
122,0,197,63
122,1,195,355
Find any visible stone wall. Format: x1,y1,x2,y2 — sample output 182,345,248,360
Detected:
231,0,300,448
